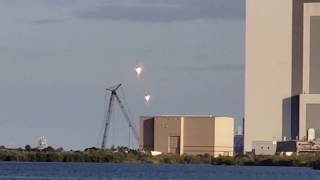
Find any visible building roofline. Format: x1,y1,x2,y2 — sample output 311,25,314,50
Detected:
140,115,234,119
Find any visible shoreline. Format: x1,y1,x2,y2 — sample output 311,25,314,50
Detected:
0,147,320,170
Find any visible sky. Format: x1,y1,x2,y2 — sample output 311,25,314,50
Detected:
0,0,244,150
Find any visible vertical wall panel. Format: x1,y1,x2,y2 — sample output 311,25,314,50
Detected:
309,16,320,93
306,104,320,131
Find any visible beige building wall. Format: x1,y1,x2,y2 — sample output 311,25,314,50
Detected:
154,116,182,154
300,2,320,139
299,94,320,138
214,117,234,157
303,2,320,94
140,116,234,157
183,117,215,155
245,0,294,152
245,0,320,152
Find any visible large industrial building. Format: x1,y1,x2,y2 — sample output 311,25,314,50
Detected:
140,115,234,157
245,0,320,152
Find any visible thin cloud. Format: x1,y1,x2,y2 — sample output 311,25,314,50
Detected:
78,0,244,23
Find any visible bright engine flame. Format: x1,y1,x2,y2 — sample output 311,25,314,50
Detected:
144,94,151,103
135,66,143,77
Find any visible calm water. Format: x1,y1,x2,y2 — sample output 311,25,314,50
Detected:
0,162,319,180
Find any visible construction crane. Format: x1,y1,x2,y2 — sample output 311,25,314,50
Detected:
101,84,139,149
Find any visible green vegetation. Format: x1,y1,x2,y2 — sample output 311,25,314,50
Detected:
0,146,320,170
212,154,320,170
212,154,319,166
0,146,212,164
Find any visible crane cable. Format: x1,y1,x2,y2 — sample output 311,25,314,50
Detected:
119,86,137,146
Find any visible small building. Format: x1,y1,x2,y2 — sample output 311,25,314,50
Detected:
252,141,277,155
276,141,297,155
140,115,234,157
37,136,48,150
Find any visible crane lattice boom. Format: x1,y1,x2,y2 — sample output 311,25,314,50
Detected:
101,84,139,149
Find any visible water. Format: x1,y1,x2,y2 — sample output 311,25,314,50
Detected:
0,162,319,180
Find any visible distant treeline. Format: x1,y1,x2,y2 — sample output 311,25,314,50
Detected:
1,146,320,170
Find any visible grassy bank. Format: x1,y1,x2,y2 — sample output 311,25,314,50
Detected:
1,146,320,169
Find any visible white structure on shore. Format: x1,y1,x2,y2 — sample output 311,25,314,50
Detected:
37,136,48,150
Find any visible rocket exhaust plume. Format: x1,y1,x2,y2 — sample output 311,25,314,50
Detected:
135,66,143,78
144,94,151,103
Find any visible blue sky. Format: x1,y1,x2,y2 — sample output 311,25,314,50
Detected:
0,0,244,149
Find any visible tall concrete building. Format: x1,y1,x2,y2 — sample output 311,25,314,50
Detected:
140,116,234,157
245,0,320,152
